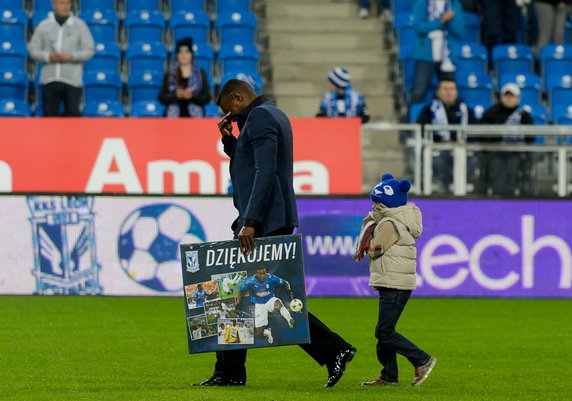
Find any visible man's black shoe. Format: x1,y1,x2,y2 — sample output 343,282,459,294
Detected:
324,346,357,388
193,376,226,386
226,379,246,386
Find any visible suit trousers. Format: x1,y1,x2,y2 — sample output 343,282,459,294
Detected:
212,227,351,382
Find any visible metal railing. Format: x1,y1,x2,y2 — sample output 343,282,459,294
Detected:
362,123,572,197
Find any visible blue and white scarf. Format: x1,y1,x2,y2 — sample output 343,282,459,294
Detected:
427,0,455,72
166,62,204,118
430,99,468,140
321,87,362,118
504,108,525,142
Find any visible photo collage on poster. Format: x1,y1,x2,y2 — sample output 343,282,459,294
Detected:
181,235,310,354
184,271,254,344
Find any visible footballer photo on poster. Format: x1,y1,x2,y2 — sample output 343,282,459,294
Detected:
184,280,220,310
180,234,310,354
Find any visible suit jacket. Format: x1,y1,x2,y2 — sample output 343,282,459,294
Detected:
222,96,298,236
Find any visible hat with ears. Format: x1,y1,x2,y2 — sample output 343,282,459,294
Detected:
176,37,194,54
328,67,351,89
370,173,411,208
501,83,521,97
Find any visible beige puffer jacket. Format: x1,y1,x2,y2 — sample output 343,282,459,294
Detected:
368,203,423,290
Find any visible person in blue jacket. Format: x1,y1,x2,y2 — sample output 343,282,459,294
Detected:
193,79,356,389
409,0,465,105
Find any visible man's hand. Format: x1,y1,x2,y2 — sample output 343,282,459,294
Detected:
237,226,256,255
218,112,233,138
49,53,72,63
440,10,454,24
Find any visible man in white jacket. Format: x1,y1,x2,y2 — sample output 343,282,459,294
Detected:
354,173,437,387
28,0,94,116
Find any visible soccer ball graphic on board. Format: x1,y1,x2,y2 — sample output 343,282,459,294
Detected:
118,203,206,292
290,298,303,313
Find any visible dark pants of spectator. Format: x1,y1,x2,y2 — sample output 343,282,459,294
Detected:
481,0,521,52
213,227,352,383
375,288,430,382
42,81,82,117
489,151,520,196
358,0,389,12
409,61,455,105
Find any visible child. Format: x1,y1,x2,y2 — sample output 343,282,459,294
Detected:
354,173,436,387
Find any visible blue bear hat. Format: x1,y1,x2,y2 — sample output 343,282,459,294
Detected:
370,173,411,208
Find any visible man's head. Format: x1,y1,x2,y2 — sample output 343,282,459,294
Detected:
52,0,72,17
500,83,521,109
216,79,257,120
327,67,351,94
197,284,203,291
436,78,458,106
254,267,267,283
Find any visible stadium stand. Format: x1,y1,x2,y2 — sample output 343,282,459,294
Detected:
216,10,257,46
170,0,206,14
81,9,119,43
0,69,27,101
129,100,164,117
0,98,29,115
125,41,168,74
0,40,27,71
127,70,162,104
0,9,27,42
84,70,123,103
170,10,210,45
85,42,122,73
83,100,125,117
124,10,165,44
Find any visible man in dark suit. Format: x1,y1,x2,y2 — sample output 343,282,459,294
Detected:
194,79,356,388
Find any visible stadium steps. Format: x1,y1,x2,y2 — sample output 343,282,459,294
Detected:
259,0,404,190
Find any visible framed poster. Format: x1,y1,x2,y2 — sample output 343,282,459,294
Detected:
180,234,310,353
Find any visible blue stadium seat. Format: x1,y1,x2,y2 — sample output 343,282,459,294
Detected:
0,99,30,116
456,72,494,106
191,41,214,76
0,40,27,71
130,100,164,117
125,0,160,13
0,69,28,101
33,0,53,12
31,11,49,29
218,43,259,76
492,44,534,77
170,10,210,45
392,0,414,14
81,9,119,42
0,9,27,42
220,70,262,94
394,12,415,61
499,73,541,105
84,41,121,73
456,42,487,74
521,103,548,125
539,44,572,85
216,0,250,14
125,10,165,44
547,103,571,125
80,0,115,12
171,0,205,13
463,12,481,43
83,100,125,117
546,73,572,111
408,102,428,123
216,11,257,46
204,102,221,117
468,102,490,120
0,0,24,10
83,70,122,103
127,70,162,104
125,41,167,73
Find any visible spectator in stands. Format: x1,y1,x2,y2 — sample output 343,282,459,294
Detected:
358,0,390,19
158,37,211,118
534,0,570,54
409,0,465,105
316,67,371,124
480,0,522,56
416,77,478,193
28,0,94,117
478,83,534,196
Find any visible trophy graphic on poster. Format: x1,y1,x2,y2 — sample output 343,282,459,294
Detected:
27,196,102,295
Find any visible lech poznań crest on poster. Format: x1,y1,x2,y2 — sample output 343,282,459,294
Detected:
27,196,102,295
180,234,310,354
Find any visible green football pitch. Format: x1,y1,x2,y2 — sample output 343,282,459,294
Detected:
1,296,571,401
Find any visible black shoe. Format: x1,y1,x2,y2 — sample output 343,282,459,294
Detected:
226,379,246,386
193,376,227,386
324,346,357,388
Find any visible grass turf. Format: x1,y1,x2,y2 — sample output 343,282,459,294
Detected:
1,296,571,401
